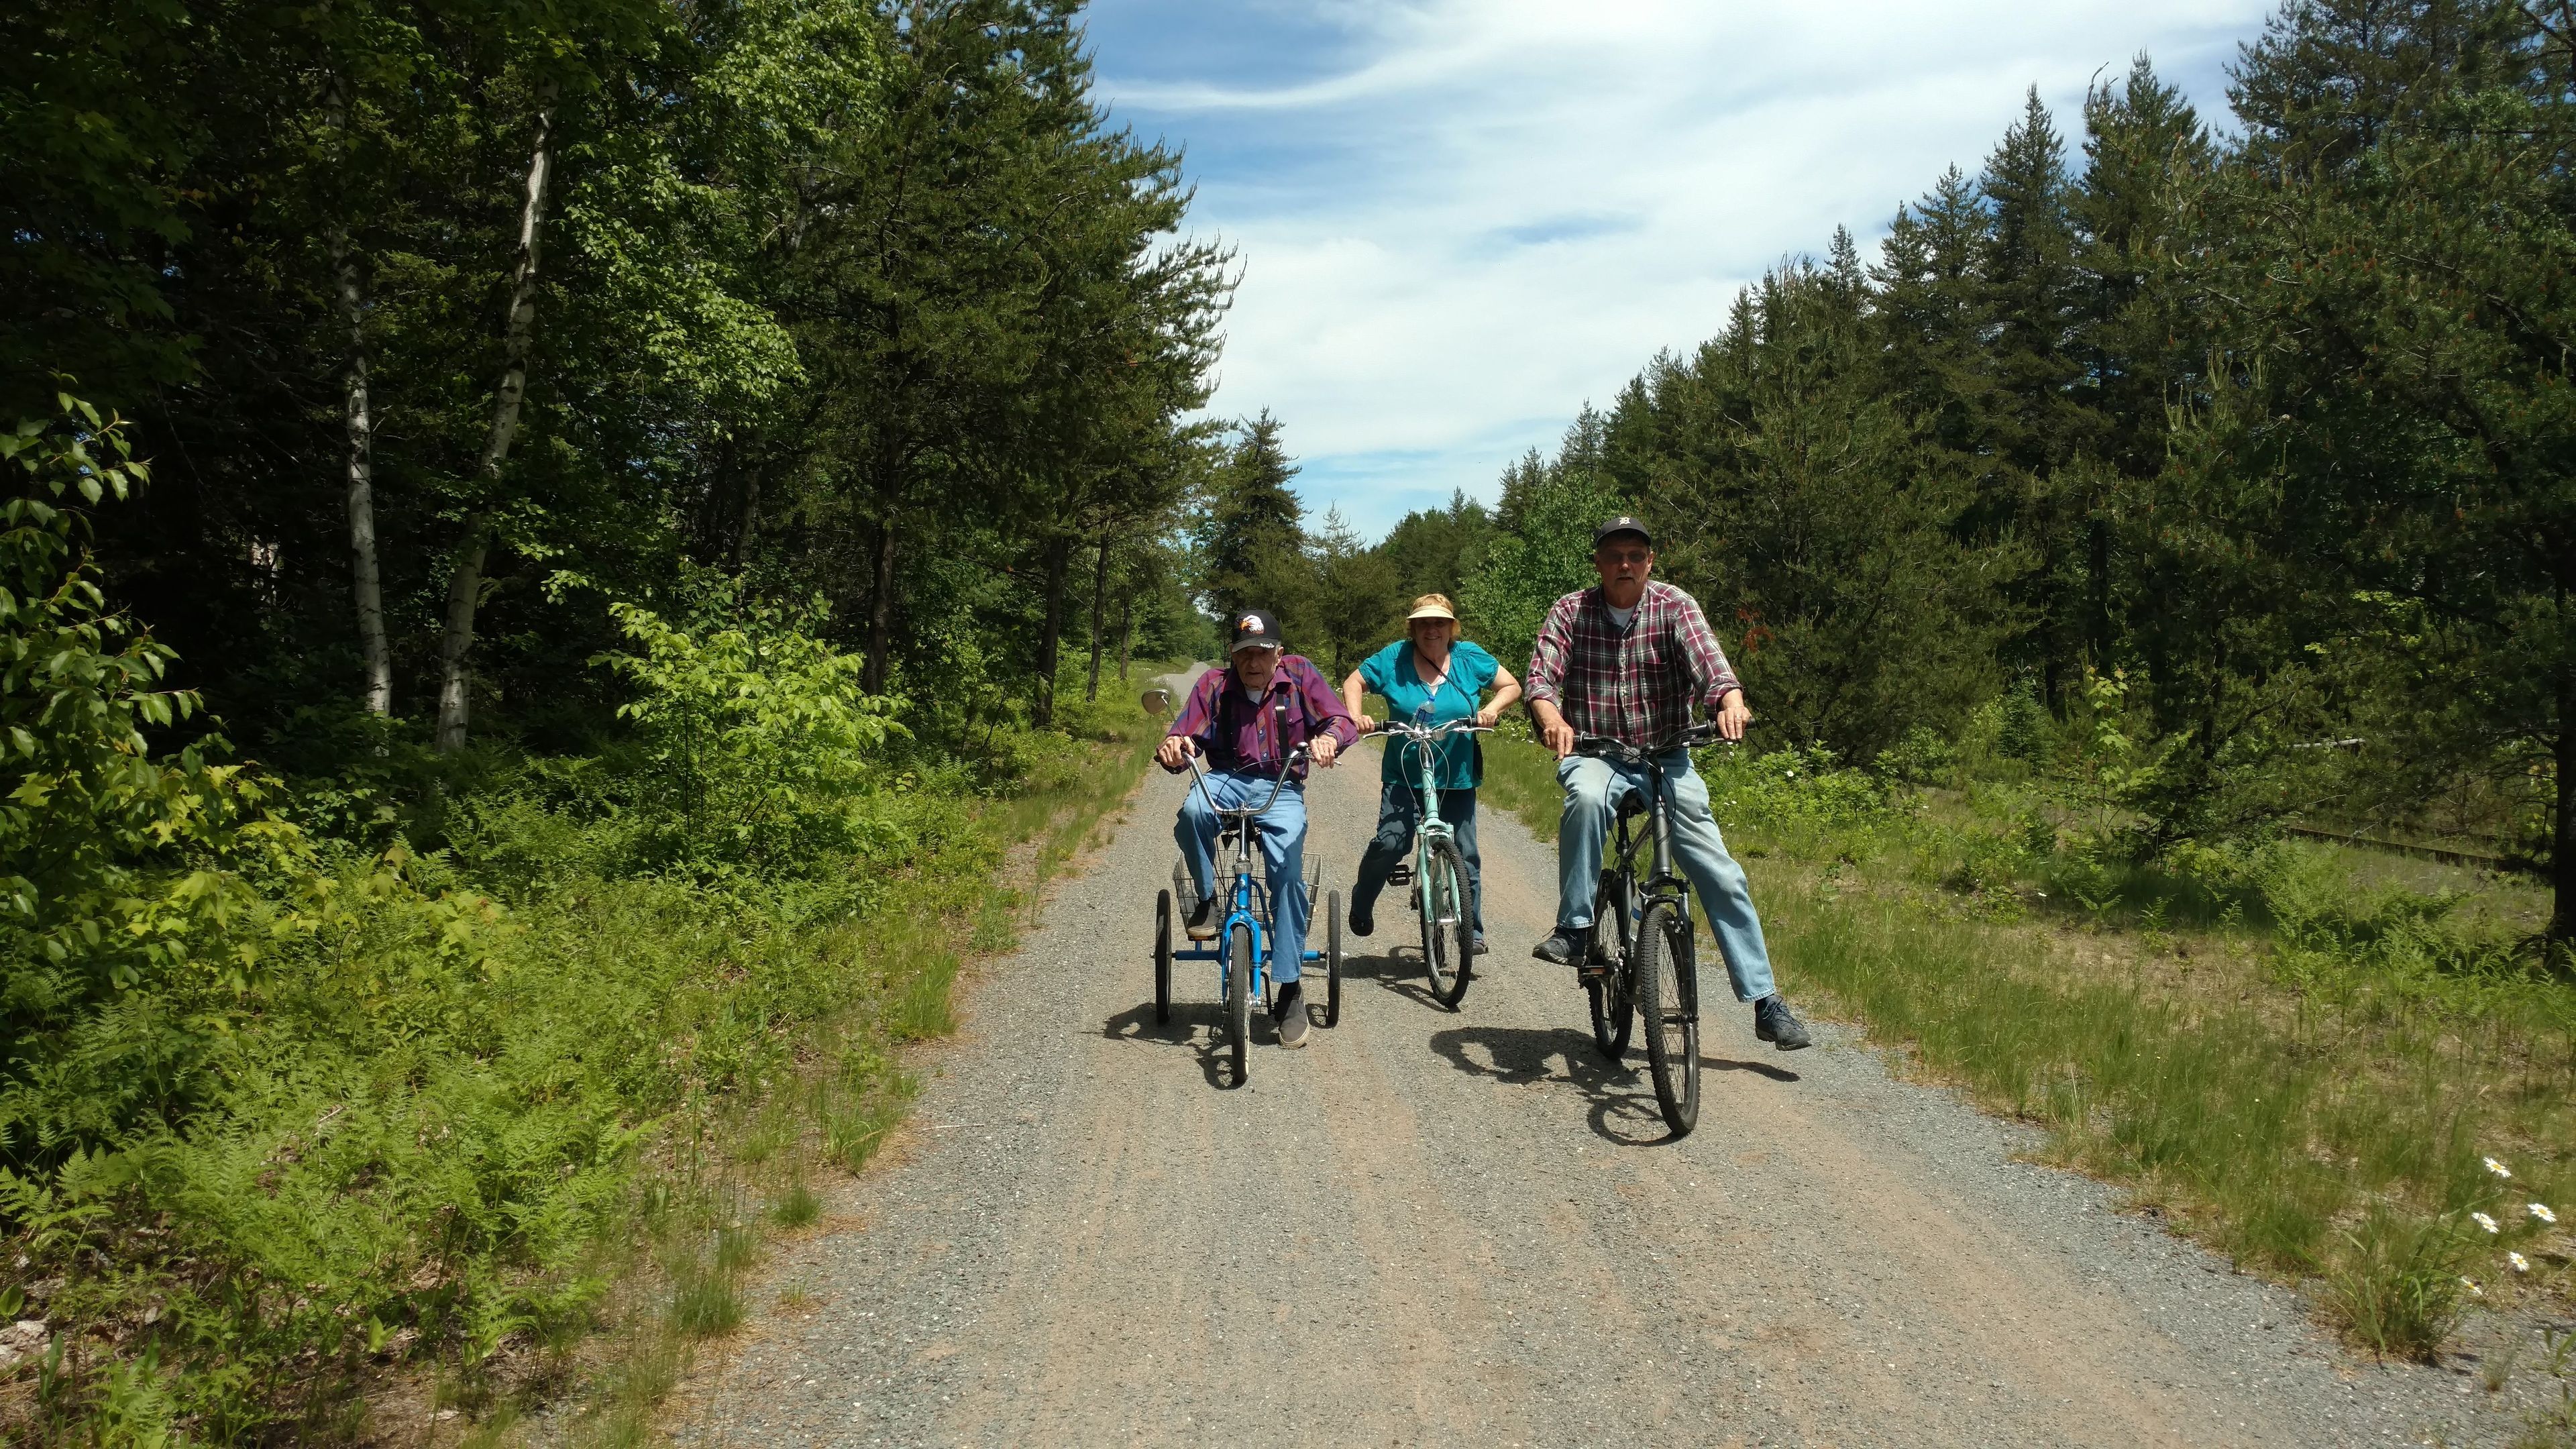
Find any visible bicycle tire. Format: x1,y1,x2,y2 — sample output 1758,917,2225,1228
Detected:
1154,890,1173,1024
1421,837,1474,1010
1586,868,1634,1059
1324,890,1343,1028
1634,900,1701,1137
1226,922,1254,1089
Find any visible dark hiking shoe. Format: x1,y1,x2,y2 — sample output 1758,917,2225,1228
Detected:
1532,927,1589,967
1185,893,1219,941
1473,933,1489,956
1348,902,1373,937
1275,983,1310,1049
1755,994,1813,1051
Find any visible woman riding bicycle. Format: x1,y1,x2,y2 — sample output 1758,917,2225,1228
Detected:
1340,594,1523,953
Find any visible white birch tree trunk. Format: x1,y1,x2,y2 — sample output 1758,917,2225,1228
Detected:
435,89,557,754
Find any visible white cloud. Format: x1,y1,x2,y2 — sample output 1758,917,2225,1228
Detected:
1094,0,2281,533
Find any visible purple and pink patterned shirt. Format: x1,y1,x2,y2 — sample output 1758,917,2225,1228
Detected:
1163,656,1358,782
1524,580,1743,750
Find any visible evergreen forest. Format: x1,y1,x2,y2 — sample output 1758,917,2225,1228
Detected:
3,0,2575,1437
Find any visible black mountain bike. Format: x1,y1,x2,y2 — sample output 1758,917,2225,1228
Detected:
1575,722,1717,1138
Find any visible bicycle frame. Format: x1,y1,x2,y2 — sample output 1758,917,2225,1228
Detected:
1171,743,1322,1002
1377,717,1488,902
1578,724,1720,989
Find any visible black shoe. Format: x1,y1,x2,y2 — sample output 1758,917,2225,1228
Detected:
1532,927,1589,966
1348,902,1373,938
1275,983,1309,1049
1755,994,1813,1051
1185,893,1218,941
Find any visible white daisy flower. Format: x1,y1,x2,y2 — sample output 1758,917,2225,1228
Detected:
2531,1203,2558,1225
2485,1157,2513,1179
2472,1211,2501,1234
2461,1276,2484,1297
2508,1252,2531,1274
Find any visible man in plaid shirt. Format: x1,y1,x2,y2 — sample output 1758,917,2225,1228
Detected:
1523,517,1811,1051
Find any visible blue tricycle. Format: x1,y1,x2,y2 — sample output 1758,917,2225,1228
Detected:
1152,739,1343,1089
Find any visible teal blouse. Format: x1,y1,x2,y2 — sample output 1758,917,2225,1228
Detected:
1360,639,1498,790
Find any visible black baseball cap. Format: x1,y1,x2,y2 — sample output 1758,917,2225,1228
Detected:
1228,608,1284,653
1594,515,1654,547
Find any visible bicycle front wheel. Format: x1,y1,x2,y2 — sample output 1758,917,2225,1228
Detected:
1634,900,1701,1137
1586,869,1634,1059
1419,837,1474,1010
1226,922,1254,1089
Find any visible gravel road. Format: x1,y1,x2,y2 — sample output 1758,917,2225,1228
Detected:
669,717,2540,1447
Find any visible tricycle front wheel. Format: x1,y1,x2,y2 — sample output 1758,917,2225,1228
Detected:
1325,890,1343,1028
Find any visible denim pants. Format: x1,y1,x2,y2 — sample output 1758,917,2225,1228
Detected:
1350,780,1482,935
1554,752,1776,1003
1176,770,1311,983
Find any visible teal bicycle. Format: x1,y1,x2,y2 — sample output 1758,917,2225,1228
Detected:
1374,717,1490,1010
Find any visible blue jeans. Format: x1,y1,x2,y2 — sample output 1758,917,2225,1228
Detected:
1176,770,1311,984
1351,780,1481,935
1554,752,1777,1004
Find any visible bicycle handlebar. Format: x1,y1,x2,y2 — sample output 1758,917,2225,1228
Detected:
1179,737,1311,823
1376,719,1493,742
1573,720,1722,764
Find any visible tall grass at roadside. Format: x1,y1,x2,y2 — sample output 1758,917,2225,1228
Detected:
1477,724,2574,1359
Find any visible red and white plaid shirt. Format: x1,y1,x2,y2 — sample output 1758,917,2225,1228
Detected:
1524,580,1742,750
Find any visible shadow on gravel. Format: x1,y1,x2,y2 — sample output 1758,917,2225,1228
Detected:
1427,1024,1674,1145
1343,947,1452,1014
1100,1002,1246,1090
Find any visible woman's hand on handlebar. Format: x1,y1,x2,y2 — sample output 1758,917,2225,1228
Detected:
1155,735,1199,772
1473,704,1502,729
1353,712,1377,735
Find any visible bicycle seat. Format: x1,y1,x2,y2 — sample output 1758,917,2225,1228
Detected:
1615,794,1649,822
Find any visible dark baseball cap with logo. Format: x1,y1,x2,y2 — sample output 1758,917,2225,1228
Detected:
1228,608,1284,653
1594,515,1654,547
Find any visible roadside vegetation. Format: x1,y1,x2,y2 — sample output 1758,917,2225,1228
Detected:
5,0,1224,1438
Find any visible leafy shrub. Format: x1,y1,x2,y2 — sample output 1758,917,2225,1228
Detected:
1703,743,1895,836
592,572,908,878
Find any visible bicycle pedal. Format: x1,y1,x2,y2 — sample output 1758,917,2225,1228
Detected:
1387,865,1413,886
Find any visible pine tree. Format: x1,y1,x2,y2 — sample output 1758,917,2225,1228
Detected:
1201,411,1306,627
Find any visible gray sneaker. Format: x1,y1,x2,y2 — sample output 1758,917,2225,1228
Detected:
1275,984,1310,1049
1754,994,1813,1051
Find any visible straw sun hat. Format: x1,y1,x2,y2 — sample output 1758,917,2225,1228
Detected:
1405,594,1458,626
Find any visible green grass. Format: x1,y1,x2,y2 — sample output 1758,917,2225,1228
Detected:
0,667,1175,1444
1474,725,2575,1359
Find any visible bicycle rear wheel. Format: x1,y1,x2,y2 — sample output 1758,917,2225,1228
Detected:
1154,890,1173,1024
1324,890,1343,1027
1634,900,1701,1137
1226,922,1254,1089
1586,868,1634,1059
1419,837,1474,1010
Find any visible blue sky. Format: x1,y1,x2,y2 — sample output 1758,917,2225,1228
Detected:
1079,0,2284,541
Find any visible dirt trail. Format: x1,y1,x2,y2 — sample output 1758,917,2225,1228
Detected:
672,741,2511,1447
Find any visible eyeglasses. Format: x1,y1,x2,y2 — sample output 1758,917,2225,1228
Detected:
1596,549,1651,566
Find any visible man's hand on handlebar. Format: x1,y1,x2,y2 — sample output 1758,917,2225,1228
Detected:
1715,688,1752,743
1155,734,1199,772
1533,700,1577,758
1311,733,1339,769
